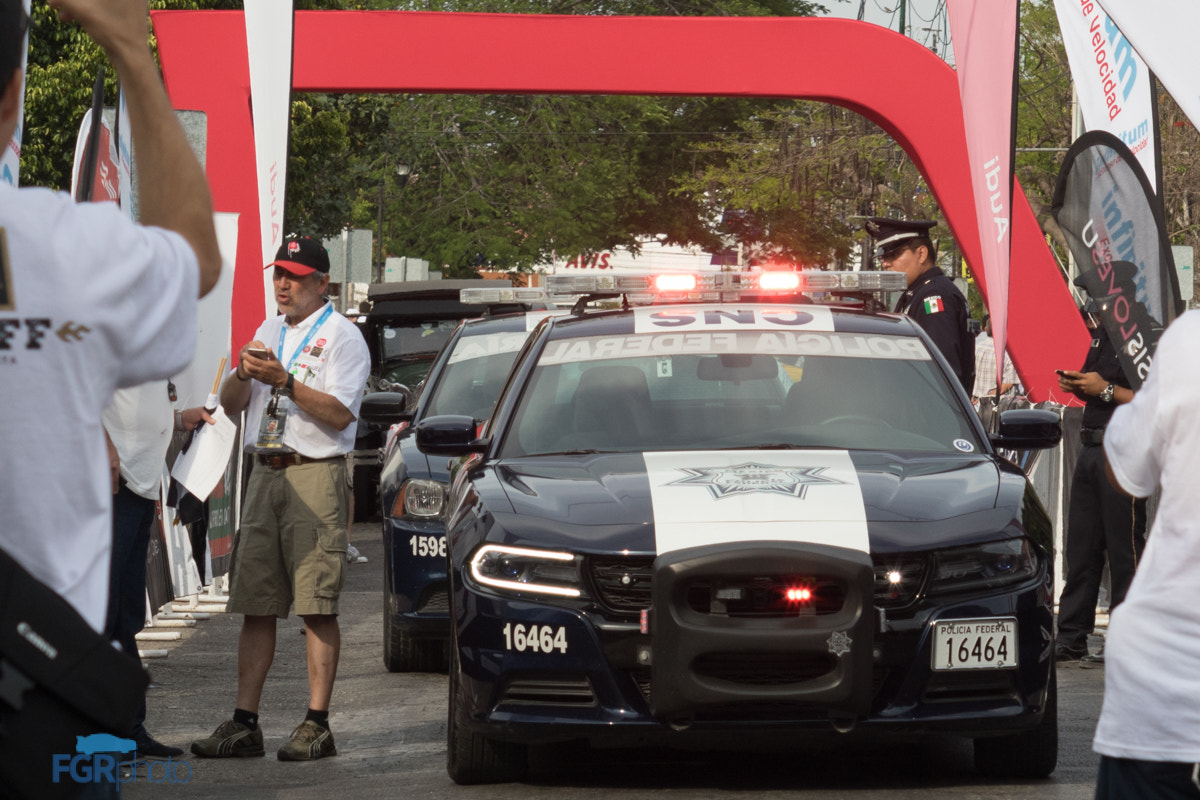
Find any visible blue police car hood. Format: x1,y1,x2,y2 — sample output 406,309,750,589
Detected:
486,450,1022,556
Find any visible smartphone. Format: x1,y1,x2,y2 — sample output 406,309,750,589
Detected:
1055,369,1069,376
246,347,272,360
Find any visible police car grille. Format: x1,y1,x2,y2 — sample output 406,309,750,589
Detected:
693,652,835,685
588,557,654,617
417,588,449,614
685,577,846,617
496,675,596,707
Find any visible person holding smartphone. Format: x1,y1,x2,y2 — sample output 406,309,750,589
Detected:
1054,297,1146,666
195,237,369,762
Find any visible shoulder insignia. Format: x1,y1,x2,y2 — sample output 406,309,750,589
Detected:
922,296,944,314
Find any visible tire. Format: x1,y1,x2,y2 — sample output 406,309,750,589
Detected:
382,594,446,673
446,645,527,784
974,667,1058,779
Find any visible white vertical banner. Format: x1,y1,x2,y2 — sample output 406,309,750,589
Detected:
1053,0,1157,191
0,0,30,186
1097,0,1200,151
116,87,133,215
947,0,1019,401
245,0,296,319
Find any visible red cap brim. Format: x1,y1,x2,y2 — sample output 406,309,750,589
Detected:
266,260,318,276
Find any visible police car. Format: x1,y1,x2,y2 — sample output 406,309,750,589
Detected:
414,271,1062,784
361,310,561,672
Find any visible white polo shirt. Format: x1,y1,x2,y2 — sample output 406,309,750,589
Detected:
1095,310,1200,762
240,301,370,458
0,184,199,632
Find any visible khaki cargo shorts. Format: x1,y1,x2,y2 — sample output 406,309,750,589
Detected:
228,459,349,617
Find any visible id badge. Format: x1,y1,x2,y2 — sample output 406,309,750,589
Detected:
255,391,293,452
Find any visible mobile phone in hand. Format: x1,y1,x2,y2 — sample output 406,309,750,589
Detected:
246,347,271,360
1055,369,1069,376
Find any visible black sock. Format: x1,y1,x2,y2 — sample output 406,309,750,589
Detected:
305,708,329,729
233,708,259,731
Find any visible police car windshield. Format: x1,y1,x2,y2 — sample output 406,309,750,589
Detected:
502,329,982,457
423,330,532,420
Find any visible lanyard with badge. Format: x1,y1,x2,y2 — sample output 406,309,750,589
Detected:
256,304,334,452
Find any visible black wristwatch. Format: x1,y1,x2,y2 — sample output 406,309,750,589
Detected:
1100,382,1115,403
285,373,295,397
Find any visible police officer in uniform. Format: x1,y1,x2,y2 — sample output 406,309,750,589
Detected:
867,218,975,393
1054,293,1146,664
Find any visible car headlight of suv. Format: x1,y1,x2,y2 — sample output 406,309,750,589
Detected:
395,479,446,519
469,545,584,598
927,538,1038,596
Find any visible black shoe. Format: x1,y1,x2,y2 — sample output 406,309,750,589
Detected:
136,735,184,759
1054,643,1087,662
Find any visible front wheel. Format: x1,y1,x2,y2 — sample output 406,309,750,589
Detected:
447,646,528,785
973,667,1058,779
382,594,446,673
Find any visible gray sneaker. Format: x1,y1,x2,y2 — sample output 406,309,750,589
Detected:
191,719,265,758
277,720,337,761
346,544,368,564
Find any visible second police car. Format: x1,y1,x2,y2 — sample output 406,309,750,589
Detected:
413,271,1062,784
362,310,561,671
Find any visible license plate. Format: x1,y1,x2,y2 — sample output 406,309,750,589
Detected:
931,618,1017,671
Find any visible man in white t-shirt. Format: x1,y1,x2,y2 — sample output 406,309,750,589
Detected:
0,0,221,633
103,383,213,758
1093,310,1200,797
193,237,369,763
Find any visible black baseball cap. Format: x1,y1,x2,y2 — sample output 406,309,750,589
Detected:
265,236,330,277
865,217,937,259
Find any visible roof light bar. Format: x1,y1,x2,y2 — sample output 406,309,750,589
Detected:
459,287,549,304
543,270,905,298
459,270,906,307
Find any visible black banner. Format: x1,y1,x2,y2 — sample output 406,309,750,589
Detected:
1050,130,1182,389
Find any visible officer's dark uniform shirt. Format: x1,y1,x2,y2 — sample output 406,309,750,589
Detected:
1079,325,1129,429
893,266,975,393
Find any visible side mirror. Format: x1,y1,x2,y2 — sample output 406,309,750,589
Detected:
990,408,1062,451
359,391,411,426
416,415,489,457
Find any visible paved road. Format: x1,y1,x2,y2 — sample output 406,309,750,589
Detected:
125,522,1108,800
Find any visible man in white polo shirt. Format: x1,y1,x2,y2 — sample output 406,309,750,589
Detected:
193,237,369,762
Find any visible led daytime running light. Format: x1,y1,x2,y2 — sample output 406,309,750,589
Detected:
469,544,582,598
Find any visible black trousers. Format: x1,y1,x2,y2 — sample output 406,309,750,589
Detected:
1096,756,1200,799
1057,443,1146,650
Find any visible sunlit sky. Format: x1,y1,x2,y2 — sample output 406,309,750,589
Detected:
821,0,954,65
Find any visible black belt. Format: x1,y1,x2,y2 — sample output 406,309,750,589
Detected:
256,453,340,470
1080,427,1106,447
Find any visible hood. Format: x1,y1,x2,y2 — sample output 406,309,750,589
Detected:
487,450,1017,556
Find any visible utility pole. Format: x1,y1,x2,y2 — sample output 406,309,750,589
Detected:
898,0,906,37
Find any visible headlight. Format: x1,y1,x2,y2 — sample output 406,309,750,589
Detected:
396,479,446,518
928,539,1038,596
469,545,583,598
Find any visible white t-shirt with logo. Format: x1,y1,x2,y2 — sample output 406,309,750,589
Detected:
102,382,174,500
240,301,369,458
1094,310,1200,762
0,184,199,632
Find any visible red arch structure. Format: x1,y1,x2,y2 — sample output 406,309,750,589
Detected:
151,10,1086,402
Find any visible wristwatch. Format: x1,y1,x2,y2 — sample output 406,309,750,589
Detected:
1100,383,1115,403
285,373,295,397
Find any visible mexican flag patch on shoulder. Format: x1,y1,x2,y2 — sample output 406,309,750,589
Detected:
923,296,944,314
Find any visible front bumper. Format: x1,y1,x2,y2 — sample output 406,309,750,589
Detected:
384,516,450,636
452,541,1053,745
